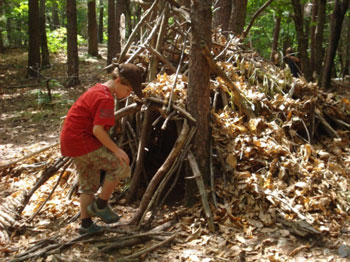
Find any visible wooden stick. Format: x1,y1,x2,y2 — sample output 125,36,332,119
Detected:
0,142,59,170
126,103,152,203
166,35,187,114
130,117,190,225
117,234,177,261
187,150,215,233
201,42,255,119
148,3,170,81
118,0,160,63
146,97,197,123
27,159,73,222
144,44,177,73
18,156,71,215
209,137,218,208
145,124,197,227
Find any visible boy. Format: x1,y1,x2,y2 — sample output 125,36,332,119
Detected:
60,63,143,234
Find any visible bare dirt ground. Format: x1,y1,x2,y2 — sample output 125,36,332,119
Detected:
1,48,350,262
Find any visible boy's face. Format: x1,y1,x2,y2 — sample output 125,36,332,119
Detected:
115,79,132,99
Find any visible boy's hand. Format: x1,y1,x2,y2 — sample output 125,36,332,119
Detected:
114,148,130,165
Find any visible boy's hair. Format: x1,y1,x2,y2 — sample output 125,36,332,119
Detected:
112,63,144,98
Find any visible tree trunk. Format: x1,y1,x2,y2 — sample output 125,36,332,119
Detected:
27,0,41,77
40,0,50,68
213,0,232,33
270,14,281,60
310,0,318,73
0,29,4,53
107,0,117,71
98,0,104,43
88,0,99,57
229,0,247,35
51,0,60,29
321,0,350,88
342,17,350,77
66,0,80,86
0,1,4,53
314,0,327,77
291,0,313,81
116,0,125,57
185,0,212,206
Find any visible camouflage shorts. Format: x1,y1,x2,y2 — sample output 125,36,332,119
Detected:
73,146,131,194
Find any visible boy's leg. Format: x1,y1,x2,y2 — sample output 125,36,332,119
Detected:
99,178,120,201
80,193,94,219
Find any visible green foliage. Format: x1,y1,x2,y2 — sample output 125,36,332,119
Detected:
47,27,67,53
47,27,86,53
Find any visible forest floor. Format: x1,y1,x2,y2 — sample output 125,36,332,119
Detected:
1,47,350,262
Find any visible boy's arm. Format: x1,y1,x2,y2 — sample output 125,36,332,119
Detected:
93,125,130,165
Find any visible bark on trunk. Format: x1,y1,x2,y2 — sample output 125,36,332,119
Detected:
88,0,99,57
291,0,313,81
107,0,117,71
98,0,104,43
40,0,50,68
66,0,80,86
213,0,232,33
51,0,59,29
270,14,281,61
185,0,212,206
310,0,318,73
229,0,247,35
321,0,350,88
314,0,327,77
28,0,41,77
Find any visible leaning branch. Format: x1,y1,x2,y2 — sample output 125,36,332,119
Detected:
201,43,256,119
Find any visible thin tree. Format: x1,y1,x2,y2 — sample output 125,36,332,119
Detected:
291,0,313,81
230,0,248,35
27,0,41,77
270,13,281,61
40,0,50,68
321,0,350,88
98,0,104,43
310,0,318,73
314,0,327,77
88,0,99,57
0,1,4,53
51,0,60,29
66,0,80,86
107,0,117,70
213,0,232,33
185,0,212,206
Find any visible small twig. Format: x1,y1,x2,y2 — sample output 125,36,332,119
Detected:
166,35,187,114
116,233,177,261
118,0,161,63
187,150,215,233
0,142,59,170
27,159,73,222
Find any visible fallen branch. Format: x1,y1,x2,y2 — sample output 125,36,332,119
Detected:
27,158,73,222
0,142,59,170
201,42,256,119
116,233,177,261
18,156,71,215
126,103,152,202
187,150,215,233
130,118,190,225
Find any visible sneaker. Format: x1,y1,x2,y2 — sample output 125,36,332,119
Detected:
87,200,121,224
78,223,104,235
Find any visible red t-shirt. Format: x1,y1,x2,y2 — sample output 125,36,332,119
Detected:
60,83,115,157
